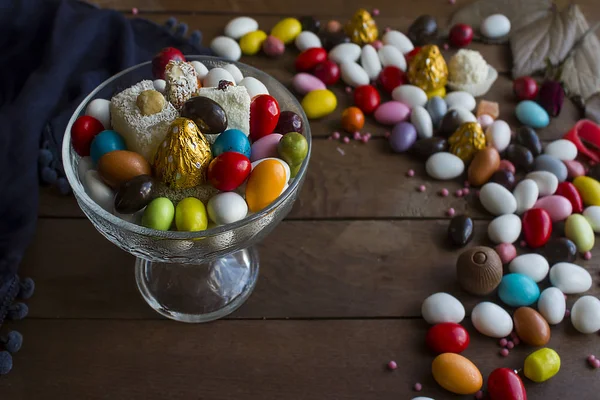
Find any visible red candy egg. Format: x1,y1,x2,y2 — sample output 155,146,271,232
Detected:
426,323,470,354
71,115,105,156
313,60,341,85
487,368,527,400
378,66,407,94
555,181,583,213
295,47,327,72
522,208,552,248
207,151,251,191
250,94,280,142
152,47,185,80
513,76,539,101
353,85,381,114
404,46,421,64
449,24,474,48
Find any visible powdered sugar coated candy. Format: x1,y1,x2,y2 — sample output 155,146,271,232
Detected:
421,292,465,324
480,14,511,39
487,214,521,244
85,99,111,130
509,254,549,283
550,262,592,295
340,61,370,87
374,101,410,125
224,16,259,39
544,139,577,161
153,79,166,94
203,68,236,88
526,171,558,197
538,287,566,325
513,179,538,214
223,64,244,84
210,36,242,61
360,44,382,80
495,243,517,264
411,106,433,139
207,192,248,225
329,43,361,64
292,73,326,95
485,120,511,152
391,85,427,109
378,45,407,71
196,86,251,141
425,152,464,180
445,91,476,111
571,296,600,334
239,77,269,98
480,182,517,215
381,30,414,54
471,302,513,338
294,31,322,52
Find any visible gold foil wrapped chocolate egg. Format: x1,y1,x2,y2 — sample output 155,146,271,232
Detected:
153,117,212,189
344,9,378,45
448,122,486,162
407,44,448,92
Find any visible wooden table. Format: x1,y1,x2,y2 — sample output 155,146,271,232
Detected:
3,0,600,398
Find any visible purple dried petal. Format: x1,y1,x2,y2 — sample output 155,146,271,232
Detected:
538,80,565,117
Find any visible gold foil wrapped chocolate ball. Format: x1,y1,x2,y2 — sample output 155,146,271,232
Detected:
344,9,378,45
449,122,486,162
407,44,448,92
153,117,212,189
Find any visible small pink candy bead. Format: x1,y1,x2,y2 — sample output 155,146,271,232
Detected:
364,132,372,139
343,136,350,144
413,383,422,392
520,240,527,248
477,114,494,129
495,243,517,264
506,341,514,349
418,185,426,192
500,348,509,357
449,0,456,4
588,355,596,364
353,131,362,140
594,359,600,369
345,86,352,93
372,8,380,16
510,331,518,340
372,40,383,50
387,360,397,370
440,188,449,197
361,136,370,144
512,337,520,346
447,208,456,217
332,131,340,140
565,309,571,318
443,43,449,50
462,188,470,195
407,169,415,177
463,180,470,188
499,338,508,347
584,251,592,260
455,189,463,197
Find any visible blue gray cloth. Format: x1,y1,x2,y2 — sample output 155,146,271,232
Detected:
0,0,210,373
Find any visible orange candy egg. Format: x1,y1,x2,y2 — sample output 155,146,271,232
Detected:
432,353,483,395
245,159,288,212
341,106,365,133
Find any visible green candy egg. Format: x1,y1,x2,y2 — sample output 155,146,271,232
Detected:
277,132,308,168
565,214,595,252
524,348,560,383
175,197,208,232
142,197,175,231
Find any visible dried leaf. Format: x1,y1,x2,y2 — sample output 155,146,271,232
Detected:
560,6,600,101
511,6,578,78
449,0,552,35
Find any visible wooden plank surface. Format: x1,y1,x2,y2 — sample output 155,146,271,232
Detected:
3,319,600,400
20,219,600,319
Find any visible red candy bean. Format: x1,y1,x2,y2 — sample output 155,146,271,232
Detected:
207,151,251,191
377,66,407,94
426,323,470,354
71,115,105,156
522,208,552,248
353,85,381,114
295,47,327,72
487,368,527,400
449,24,474,48
313,60,341,85
250,94,280,142
555,181,584,214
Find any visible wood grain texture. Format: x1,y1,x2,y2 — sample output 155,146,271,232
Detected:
2,318,599,400
21,218,600,319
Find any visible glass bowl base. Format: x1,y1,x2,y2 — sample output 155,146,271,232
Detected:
135,247,259,323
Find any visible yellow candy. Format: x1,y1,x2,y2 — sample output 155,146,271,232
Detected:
431,353,483,395
246,159,287,212
301,89,337,119
448,122,486,162
240,30,267,56
270,18,302,44
524,348,561,383
426,86,446,99
565,214,595,252
175,197,208,232
573,176,600,206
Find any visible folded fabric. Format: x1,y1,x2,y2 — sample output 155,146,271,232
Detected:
0,0,211,373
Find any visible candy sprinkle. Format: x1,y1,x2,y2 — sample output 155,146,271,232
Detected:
584,251,592,260
332,131,341,140
464,181,470,188
510,331,518,340
520,240,527,248
372,8,380,16
462,188,470,195
407,169,415,177
387,360,398,370
447,208,456,217
361,136,370,144
418,185,426,192
506,341,515,349
565,309,571,318
594,359,600,369
132,7,139,14
443,43,449,50
512,337,520,346
499,338,508,347
413,383,422,392
353,131,362,140
500,348,509,357
345,86,352,93
439,188,449,197
343,136,350,144
588,355,596,364
455,189,463,197
475,391,484,400
372,40,383,50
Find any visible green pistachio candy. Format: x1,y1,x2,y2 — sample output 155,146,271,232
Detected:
175,197,208,232
141,197,175,231
277,132,308,167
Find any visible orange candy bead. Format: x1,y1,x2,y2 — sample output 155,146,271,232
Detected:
341,106,365,133
245,159,287,212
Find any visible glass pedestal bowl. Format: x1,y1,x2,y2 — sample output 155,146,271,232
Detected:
62,56,311,323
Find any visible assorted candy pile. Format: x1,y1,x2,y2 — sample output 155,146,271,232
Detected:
207,8,600,399
71,48,307,231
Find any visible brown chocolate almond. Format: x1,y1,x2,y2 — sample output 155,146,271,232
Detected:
98,150,152,189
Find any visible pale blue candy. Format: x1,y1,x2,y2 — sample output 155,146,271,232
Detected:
90,130,126,163
498,273,540,307
515,101,550,129
212,129,251,159
535,154,568,182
